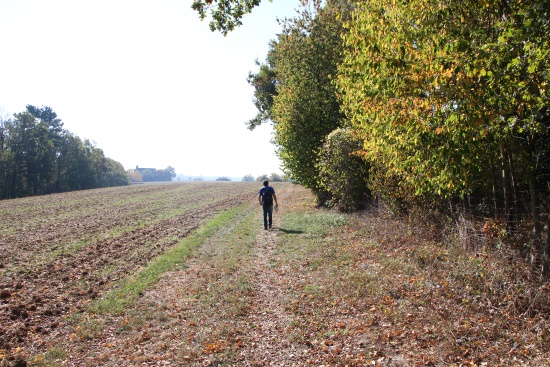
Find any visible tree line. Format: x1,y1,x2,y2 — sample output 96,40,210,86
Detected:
195,0,550,274
242,173,285,182
128,166,176,183
0,105,128,199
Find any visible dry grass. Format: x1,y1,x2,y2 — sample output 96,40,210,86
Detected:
269,209,550,366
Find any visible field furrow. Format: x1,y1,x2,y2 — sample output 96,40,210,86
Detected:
0,182,257,355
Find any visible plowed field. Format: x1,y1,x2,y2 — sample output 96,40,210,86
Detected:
0,182,257,362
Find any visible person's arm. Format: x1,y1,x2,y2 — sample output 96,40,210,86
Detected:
258,190,263,205
273,193,278,207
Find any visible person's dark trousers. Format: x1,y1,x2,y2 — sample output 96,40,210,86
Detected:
263,204,273,229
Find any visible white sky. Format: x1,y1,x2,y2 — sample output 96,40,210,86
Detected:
0,0,299,178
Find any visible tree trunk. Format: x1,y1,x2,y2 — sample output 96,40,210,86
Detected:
529,171,542,267
542,209,550,277
501,144,514,230
507,146,520,230
489,154,498,217
0,126,4,153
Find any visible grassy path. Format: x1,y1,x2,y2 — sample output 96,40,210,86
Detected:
232,183,310,364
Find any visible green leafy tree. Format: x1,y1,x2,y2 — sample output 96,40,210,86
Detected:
248,1,350,200
0,106,128,198
99,158,128,187
164,166,176,181
216,176,232,181
192,0,267,35
242,174,255,182
268,172,283,182
141,169,156,182
25,105,65,194
86,140,107,189
138,167,176,182
6,111,48,197
256,173,269,182
0,112,10,197
246,59,278,130
56,133,89,191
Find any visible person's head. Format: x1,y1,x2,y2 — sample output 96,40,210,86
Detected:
263,180,269,186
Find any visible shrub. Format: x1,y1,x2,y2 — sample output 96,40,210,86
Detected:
317,128,371,212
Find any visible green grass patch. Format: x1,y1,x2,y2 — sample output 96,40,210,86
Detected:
89,202,252,315
31,347,68,367
276,210,348,267
191,211,260,315
280,211,347,238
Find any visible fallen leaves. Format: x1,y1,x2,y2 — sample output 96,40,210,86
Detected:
203,340,229,354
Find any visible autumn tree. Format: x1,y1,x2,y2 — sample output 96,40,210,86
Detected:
127,169,143,183
337,0,550,272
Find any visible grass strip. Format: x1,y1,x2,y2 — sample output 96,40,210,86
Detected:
89,202,252,315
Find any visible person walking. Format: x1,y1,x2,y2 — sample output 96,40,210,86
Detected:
258,180,278,230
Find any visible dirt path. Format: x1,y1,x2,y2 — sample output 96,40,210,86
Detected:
235,185,307,365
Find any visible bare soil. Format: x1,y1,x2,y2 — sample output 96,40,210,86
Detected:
0,182,257,363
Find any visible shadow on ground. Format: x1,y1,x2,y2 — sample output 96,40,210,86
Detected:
277,228,304,235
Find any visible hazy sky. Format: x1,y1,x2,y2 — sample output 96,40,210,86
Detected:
0,0,299,178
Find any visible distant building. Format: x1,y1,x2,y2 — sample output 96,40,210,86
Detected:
135,165,156,173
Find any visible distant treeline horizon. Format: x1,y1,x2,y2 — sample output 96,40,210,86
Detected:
172,173,286,183
0,105,128,199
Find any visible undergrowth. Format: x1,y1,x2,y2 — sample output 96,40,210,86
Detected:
273,208,550,366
